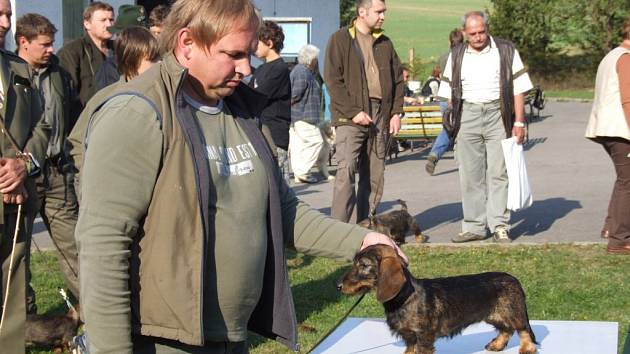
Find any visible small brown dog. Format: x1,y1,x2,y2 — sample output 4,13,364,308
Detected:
358,200,426,244
25,305,81,353
337,245,537,354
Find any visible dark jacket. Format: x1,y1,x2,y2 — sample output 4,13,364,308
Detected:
58,35,111,112
42,55,75,161
75,53,366,353
324,21,404,128
94,55,119,91
0,49,49,217
249,58,291,149
444,37,516,140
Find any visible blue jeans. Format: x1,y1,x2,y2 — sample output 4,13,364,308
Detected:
429,101,451,160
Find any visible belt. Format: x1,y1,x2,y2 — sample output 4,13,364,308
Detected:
463,99,500,106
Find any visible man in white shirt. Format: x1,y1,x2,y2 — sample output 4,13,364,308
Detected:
438,11,532,243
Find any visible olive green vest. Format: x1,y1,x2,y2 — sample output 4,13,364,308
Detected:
83,53,299,349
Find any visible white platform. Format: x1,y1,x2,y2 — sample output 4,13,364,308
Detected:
312,318,618,354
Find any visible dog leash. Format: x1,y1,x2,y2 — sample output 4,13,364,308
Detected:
0,204,23,336
367,120,394,218
304,292,366,354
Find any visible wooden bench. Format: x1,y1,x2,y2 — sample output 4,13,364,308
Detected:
393,103,443,155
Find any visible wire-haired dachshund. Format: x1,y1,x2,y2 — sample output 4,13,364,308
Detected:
337,245,537,354
25,305,81,353
357,200,427,245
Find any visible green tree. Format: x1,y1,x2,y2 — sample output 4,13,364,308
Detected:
489,0,628,76
340,0,355,27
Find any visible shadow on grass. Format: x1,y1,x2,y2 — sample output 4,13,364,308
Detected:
249,266,350,350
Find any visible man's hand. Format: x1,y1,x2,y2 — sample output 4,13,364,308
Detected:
512,125,526,144
352,111,373,126
360,232,408,265
389,114,402,135
3,184,28,205
0,158,27,193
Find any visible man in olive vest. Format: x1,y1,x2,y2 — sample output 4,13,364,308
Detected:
0,1,49,352
438,11,532,244
75,0,405,353
16,13,80,305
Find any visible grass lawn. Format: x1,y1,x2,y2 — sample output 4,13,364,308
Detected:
546,89,595,101
28,245,629,353
385,0,490,63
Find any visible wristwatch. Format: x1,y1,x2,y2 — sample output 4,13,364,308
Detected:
513,121,526,128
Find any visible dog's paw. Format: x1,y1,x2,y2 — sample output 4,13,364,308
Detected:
415,234,428,243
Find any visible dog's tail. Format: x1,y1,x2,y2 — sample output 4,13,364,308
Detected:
520,287,538,345
397,199,408,211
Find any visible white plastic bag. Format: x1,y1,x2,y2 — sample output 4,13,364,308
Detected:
501,137,533,211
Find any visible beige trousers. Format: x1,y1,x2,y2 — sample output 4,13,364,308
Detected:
289,120,328,178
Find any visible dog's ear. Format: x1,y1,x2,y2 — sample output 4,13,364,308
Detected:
376,256,406,302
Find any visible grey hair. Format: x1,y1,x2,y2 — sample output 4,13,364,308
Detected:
462,11,489,28
297,44,320,66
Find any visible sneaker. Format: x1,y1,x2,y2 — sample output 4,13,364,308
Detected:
294,175,318,184
452,231,486,243
425,155,438,176
492,227,511,243
72,333,90,354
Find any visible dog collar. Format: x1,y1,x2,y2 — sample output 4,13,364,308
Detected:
383,269,414,312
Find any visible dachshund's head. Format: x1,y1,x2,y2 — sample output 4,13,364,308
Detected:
336,244,407,302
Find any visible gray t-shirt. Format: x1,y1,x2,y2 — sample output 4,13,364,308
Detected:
185,94,270,342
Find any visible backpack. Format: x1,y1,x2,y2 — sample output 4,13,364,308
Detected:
421,77,440,97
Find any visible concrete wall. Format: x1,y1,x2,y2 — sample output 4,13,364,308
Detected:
253,0,339,71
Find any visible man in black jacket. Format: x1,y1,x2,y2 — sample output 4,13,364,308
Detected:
58,2,114,113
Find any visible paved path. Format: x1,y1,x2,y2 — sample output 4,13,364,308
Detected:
31,101,610,250
294,100,610,245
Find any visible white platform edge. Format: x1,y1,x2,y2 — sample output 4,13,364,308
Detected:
311,318,619,354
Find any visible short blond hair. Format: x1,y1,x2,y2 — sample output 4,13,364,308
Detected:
159,0,260,54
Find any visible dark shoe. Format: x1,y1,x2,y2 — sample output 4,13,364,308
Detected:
492,227,512,243
452,231,486,243
294,175,318,184
425,155,438,176
607,244,630,255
